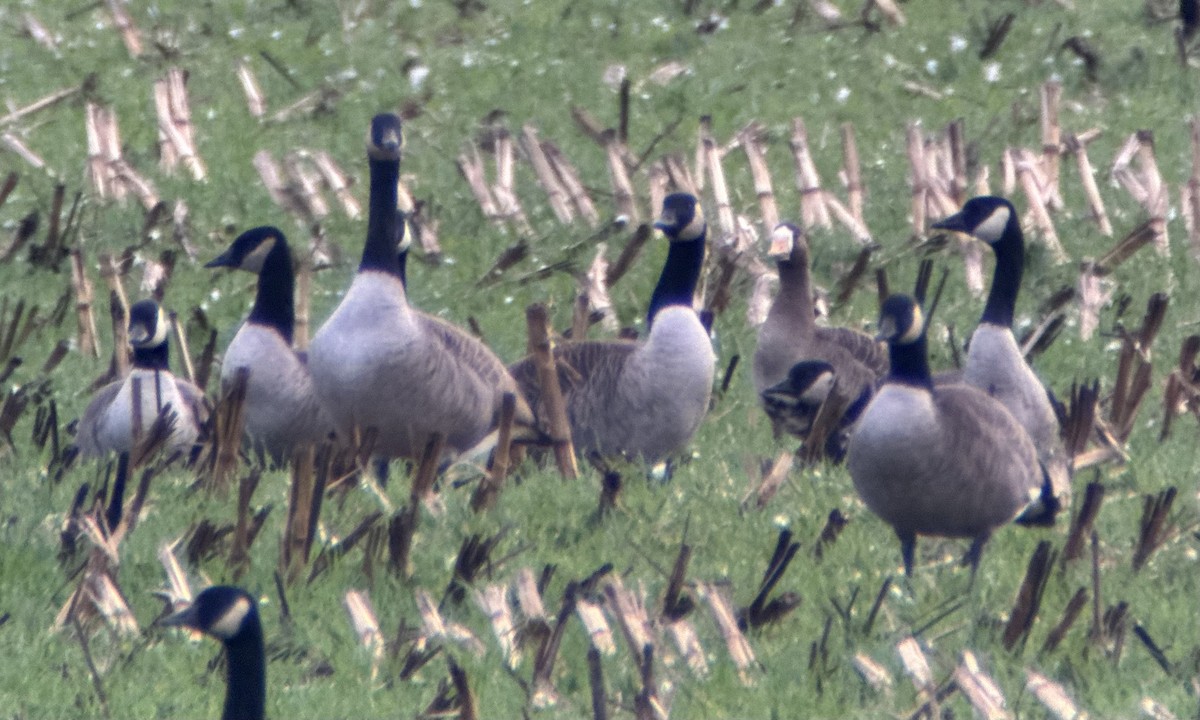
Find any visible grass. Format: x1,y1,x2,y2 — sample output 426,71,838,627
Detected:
1,0,1199,717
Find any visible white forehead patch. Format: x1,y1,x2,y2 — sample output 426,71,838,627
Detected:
209,596,252,640
973,204,1010,244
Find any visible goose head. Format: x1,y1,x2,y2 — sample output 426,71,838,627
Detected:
206,226,286,274
128,299,169,351
367,113,404,161
876,294,924,346
930,195,1017,247
767,222,806,261
654,192,705,241
162,585,259,641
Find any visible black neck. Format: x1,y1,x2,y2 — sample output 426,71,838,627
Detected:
397,247,408,290
647,234,705,327
360,156,403,275
887,333,933,390
248,238,295,344
980,220,1023,328
132,343,169,371
222,618,266,720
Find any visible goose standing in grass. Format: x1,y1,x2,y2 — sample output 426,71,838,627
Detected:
847,294,1057,576
308,113,534,461
931,196,1072,502
753,222,887,453
206,226,333,461
76,299,208,458
508,192,715,463
161,585,265,720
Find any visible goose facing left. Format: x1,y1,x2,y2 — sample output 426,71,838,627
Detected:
76,299,208,458
508,192,716,463
161,585,265,720
847,294,1056,576
308,113,534,460
206,225,334,459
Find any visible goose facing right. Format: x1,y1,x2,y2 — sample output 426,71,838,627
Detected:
206,226,333,459
308,113,533,460
161,585,265,720
847,294,1055,576
508,192,716,462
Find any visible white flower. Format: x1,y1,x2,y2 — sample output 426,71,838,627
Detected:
984,62,1002,83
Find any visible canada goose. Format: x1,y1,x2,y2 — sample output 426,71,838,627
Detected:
931,196,1071,501
753,222,887,445
847,294,1055,576
205,226,334,460
508,192,716,462
161,585,265,720
308,113,534,460
760,360,872,462
76,299,208,458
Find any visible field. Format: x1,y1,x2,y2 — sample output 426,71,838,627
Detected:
1,0,1199,717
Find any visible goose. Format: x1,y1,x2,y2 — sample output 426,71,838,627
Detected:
508,192,716,463
205,226,334,460
76,299,208,459
753,222,887,448
847,294,1056,576
161,585,265,720
931,196,1071,502
307,113,534,461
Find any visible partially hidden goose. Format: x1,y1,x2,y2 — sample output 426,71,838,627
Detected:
931,196,1072,503
307,113,535,461
206,226,334,460
508,192,716,463
754,222,887,455
847,294,1057,576
162,585,265,720
76,299,208,458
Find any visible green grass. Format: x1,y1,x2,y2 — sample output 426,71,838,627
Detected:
1,0,1199,717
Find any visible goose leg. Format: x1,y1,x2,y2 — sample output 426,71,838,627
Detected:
962,532,991,577
897,529,917,577
105,452,131,531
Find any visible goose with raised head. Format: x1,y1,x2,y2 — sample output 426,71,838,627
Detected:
753,222,887,449
76,299,208,458
205,226,333,460
847,294,1057,576
931,196,1071,502
161,585,265,720
508,192,715,463
307,113,534,461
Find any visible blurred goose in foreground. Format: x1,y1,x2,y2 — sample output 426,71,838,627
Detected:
847,294,1058,576
76,299,208,458
754,222,887,454
308,113,534,461
508,192,716,463
206,226,333,461
931,196,1071,502
161,585,265,720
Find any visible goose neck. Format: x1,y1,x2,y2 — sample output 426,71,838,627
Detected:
131,342,170,371
887,333,933,390
980,224,1023,328
360,156,403,275
222,617,266,720
248,238,295,344
770,252,816,334
647,234,705,327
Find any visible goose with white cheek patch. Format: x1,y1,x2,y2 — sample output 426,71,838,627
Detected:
508,192,716,463
754,222,887,455
307,113,534,461
846,294,1058,576
931,196,1072,504
161,585,265,720
206,226,334,461
76,299,208,458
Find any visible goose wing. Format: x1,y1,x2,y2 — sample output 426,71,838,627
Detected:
509,339,637,431
75,381,124,458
